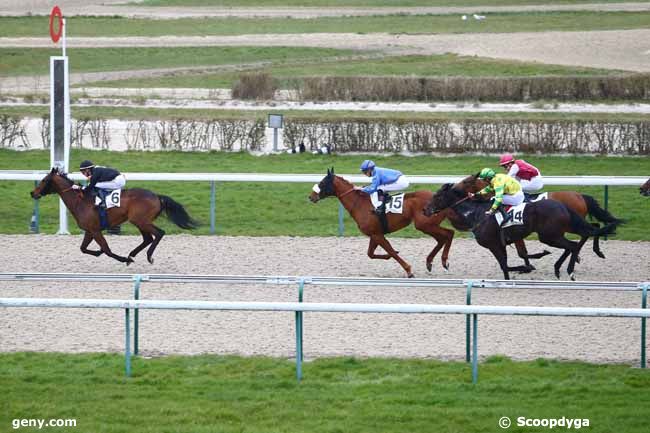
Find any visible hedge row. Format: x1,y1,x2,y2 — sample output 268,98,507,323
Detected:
2,115,648,155
233,74,650,102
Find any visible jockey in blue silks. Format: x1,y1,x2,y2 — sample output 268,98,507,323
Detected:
359,160,410,214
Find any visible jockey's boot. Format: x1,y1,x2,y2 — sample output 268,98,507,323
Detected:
496,204,510,245
96,189,108,209
374,202,389,234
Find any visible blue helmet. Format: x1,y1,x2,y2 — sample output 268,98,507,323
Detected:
360,160,375,172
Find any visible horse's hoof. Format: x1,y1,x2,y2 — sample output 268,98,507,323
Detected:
407,273,415,278
596,252,606,259
576,256,581,264
554,269,561,279
426,262,432,272
443,262,449,271
125,258,134,266
147,256,154,264
570,272,576,281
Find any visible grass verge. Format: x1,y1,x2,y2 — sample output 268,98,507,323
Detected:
3,11,650,37
1,352,649,433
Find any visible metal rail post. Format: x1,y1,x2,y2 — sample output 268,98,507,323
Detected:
465,280,474,362
210,181,216,234
642,283,648,368
472,313,478,384
132,275,142,356
605,185,609,240
295,278,305,381
125,308,131,377
338,203,345,237
30,181,40,233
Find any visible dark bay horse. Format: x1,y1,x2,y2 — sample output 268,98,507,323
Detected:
641,178,650,196
30,167,198,264
309,168,454,278
454,174,624,258
428,183,620,280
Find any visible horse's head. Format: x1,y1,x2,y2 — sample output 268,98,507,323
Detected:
424,183,466,216
454,172,487,193
640,178,650,197
309,167,337,203
30,167,72,199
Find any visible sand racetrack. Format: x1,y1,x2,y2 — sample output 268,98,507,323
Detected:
1,234,648,364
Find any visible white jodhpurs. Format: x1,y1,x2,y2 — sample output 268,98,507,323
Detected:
95,174,126,190
518,175,543,193
371,175,410,208
501,189,524,206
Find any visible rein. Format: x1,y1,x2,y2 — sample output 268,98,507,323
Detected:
338,187,356,199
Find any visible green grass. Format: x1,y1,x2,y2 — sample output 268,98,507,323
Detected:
90,53,621,89
137,0,650,6
3,106,650,123
0,47,356,77
1,149,648,239
1,352,649,433
2,11,650,38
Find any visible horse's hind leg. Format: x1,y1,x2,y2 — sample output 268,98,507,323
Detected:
372,234,413,278
91,231,133,265
80,231,103,257
591,223,605,258
145,224,165,264
127,227,154,261
367,237,392,260
540,236,579,280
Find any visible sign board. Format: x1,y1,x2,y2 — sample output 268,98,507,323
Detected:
268,114,283,129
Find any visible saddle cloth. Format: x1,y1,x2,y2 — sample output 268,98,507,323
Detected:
385,193,405,214
95,189,122,208
495,202,527,228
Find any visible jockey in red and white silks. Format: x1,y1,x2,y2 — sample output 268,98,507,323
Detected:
498,154,543,193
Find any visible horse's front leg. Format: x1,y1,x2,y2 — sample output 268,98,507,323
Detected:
371,234,413,278
91,231,134,265
80,231,103,257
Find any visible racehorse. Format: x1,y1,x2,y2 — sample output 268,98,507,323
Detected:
641,178,650,196
428,183,620,280
453,173,624,259
30,167,198,265
309,168,454,278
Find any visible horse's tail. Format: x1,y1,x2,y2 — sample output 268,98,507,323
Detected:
582,194,625,225
158,195,199,230
568,207,618,238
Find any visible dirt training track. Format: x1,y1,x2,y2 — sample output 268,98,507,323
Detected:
1,235,648,364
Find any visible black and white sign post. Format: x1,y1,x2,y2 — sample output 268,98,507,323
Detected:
49,5,70,234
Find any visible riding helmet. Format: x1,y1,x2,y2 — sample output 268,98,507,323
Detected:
478,168,496,180
360,160,375,172
499,153,515,166
79,160,95,170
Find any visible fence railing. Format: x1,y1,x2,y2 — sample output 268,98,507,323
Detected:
1,170,646,235
2,272,648,382
2,296,649,383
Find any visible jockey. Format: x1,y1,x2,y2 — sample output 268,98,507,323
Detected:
473,168,524,218
360,159,409,214
73,160,126,208
498,153,543,195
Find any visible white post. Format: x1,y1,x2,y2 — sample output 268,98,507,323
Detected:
50,55,70,235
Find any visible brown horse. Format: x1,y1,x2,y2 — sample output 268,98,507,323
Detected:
641,178,650,196
30,167,198,264
308,168,454,278
453,174,624,258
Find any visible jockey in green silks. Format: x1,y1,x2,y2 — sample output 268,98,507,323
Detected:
472,168,524,216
